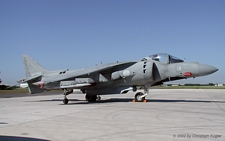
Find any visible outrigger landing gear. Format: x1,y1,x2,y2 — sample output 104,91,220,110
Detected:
85,94,101,102
63,96,69,104
134,86,149,102
63,89,73,104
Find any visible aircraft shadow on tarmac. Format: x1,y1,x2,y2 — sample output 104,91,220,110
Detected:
0,122,8,124
0,135,48,141
31,98,225,105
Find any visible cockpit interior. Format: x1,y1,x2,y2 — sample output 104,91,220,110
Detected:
142,53,184,64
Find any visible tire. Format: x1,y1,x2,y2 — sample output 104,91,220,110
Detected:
135,92,145,102
63,98,69,104
85,94,97,102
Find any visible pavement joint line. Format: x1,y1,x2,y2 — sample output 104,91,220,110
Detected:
0,105,107,129
204,90,225,114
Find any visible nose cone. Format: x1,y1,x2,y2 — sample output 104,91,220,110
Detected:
198,64,218,76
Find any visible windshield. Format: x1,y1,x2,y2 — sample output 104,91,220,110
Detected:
148,53,184,64
169,55,184,63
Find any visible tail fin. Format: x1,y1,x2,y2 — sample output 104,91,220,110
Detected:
22,54,50,77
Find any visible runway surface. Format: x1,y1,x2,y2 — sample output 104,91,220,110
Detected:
0,89,225,141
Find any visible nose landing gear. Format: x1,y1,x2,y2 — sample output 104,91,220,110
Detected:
133,86,149,102
135,92,146,102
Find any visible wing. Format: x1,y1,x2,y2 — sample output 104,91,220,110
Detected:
43,61,136,84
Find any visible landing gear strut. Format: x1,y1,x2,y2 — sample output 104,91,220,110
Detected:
85,94,101,102
63,89,73,104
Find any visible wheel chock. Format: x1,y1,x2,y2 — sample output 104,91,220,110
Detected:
132,99,147,102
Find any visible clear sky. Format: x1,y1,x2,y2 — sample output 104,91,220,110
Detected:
0,0,225,85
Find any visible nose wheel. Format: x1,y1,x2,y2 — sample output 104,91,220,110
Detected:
85,94,101,102
134,85,149,102
135,92,145,102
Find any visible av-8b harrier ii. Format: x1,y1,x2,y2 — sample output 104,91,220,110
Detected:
18,53,218,104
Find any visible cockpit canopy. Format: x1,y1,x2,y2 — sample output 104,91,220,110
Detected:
142,53,184,64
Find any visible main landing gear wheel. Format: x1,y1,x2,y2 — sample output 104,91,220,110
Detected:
85,94,100,102
135,92,145,102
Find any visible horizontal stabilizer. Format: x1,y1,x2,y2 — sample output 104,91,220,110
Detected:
17,74,42,83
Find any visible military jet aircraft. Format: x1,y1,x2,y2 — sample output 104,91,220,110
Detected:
18,53,218,104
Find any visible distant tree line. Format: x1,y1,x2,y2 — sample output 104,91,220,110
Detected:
0,85,19,90
165,83,216,86
184,83,215,86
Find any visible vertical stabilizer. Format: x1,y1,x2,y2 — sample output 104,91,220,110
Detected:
22,54,50,77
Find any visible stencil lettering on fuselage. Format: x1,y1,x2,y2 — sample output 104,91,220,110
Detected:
177,66,182,71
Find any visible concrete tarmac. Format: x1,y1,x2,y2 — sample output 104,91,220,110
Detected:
0,89,225,141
